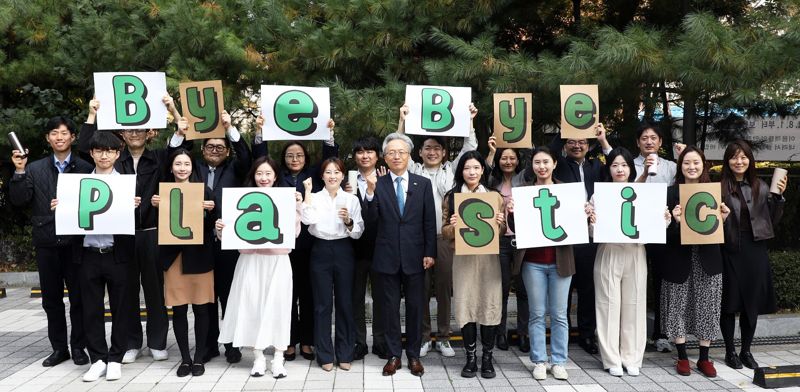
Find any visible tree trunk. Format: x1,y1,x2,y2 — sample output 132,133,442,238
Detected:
683,92,697,146
573,0,581,26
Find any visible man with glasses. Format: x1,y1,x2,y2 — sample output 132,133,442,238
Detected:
78,95,187,364
192,111,251,364
548,124,612,355
396,103,478,358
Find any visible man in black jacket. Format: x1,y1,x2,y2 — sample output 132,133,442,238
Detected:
193,111,251,363
9,116,93,367
548,123,612,355
78,96,187,364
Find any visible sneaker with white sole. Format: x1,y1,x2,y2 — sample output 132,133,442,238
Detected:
271,358,287,379
626,366,640,376
105,362,121,381
655,338,672,353
551,364,568,380
150,349,168,361
82,360,107,382
609,367,623,377
420,341,431,357
251,357,267,377
121,349,140,364
533,362,547,380
436,340,455,357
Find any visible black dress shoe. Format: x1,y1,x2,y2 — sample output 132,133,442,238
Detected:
201,349,220,363
354,343,368,360
496,334,509,351
725,351,743,369
578,337,599,355
192,363,205,376
177,362,192,377
300,347,315,361
372,345,389,360
42,350,70,367
71,348,89,365
225,347,242,364
519,336,530,353
283,350,296,361
740,351,759,369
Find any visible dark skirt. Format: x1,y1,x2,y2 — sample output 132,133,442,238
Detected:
721,231,777,318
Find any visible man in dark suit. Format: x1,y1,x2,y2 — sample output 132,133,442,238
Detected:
548,123,611,355
366,133,436,377
193,111,252,363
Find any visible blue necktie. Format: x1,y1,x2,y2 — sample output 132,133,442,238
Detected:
395,177,405,215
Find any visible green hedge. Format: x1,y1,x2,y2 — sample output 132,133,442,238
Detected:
772,250,800,311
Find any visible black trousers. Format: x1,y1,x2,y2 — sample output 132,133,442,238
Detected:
126,230,168,351
353,255,386,351
207,241,239,353
36,245,86,351
81,251,130,363
311,239,355,365
377,269,425,360
498,236,529,338
567,243,597,339
172,304,210,364
289,238,315,347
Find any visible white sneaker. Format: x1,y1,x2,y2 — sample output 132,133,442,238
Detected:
551,364,569,380
609,367,624,377
626,366,640,376
83,361,107,382
271,358,287,379
105,362,121,381
150,349,168,361
655,338,672,353
121,349,140,364
251,357,267,377
419,341,431,357
533,362,547,380
436,340,455,357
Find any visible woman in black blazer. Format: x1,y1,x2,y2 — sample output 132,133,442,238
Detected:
719,140,786,370
152,148,216,377
662,146,730,378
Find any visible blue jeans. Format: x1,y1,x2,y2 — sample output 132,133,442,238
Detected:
522,262,572,365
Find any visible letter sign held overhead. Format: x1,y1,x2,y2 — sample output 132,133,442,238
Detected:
560,85,599,139
93,72,168,130
260,85,331,141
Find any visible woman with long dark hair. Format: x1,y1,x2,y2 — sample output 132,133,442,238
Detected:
441,150,506,379
662,146,730,377
719,140,786,369
151,148,215,377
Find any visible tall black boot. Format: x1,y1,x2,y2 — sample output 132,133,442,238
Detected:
461,323,477,378
480,324,496,379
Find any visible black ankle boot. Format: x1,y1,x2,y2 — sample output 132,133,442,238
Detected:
462,348,478,378
461,323,478,378
481,350,495,378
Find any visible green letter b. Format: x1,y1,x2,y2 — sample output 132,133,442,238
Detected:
421,88,454,132
112,75,150,126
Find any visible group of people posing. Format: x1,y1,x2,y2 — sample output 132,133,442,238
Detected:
7,98,788,383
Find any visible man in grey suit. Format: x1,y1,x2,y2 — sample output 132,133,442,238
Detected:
366,133,436,377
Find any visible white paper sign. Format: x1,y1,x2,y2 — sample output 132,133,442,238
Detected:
592,183,667,244
221,187,297,250
404,85,472,137
55,174,136,235
260,85,331,141
93,72,168,130
511,183,589,249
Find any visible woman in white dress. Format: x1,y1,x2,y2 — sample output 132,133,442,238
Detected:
215,156,302,378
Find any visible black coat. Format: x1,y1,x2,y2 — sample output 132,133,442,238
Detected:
157,187,216,274
193,135,252,221
722,178,784,252
548,134,606,199
661,185,723,284
8,153,94,248
367,173,437,275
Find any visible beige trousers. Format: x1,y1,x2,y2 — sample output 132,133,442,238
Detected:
593,243,647,369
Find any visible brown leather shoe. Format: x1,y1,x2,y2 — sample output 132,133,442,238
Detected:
382,357,401,376
408,358,424,377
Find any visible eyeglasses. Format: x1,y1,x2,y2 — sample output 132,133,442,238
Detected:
204,145,227,153
566,140,588,146
91,149,118,157
284,154,305,161
385,150,409,158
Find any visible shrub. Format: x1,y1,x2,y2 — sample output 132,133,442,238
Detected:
772,249,800,311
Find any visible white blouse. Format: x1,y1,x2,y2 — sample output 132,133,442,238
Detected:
301,189,364,240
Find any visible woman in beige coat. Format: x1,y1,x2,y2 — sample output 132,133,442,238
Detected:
442,151,506,379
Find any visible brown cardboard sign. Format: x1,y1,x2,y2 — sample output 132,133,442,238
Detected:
493,93,533,148
179,80,225,140
454,192,502,255
679,183,724,245
158,182,205,245
560,85,599,139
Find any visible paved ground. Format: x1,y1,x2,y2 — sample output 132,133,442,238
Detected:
0,287,799,392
